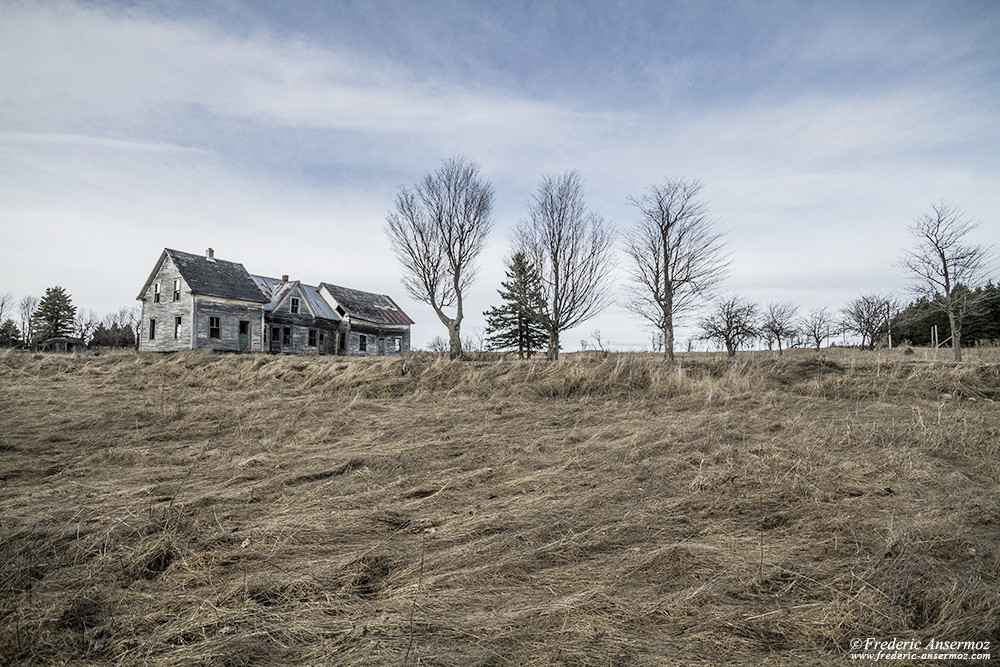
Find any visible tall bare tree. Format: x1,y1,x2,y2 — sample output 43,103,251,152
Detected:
386,156,494,359
622,178,730,360
899,202,993,361
699,295,759,357
761,301,799,355
514,171,615,360
801,307,837,351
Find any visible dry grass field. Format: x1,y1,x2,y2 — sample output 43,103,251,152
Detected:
1,347,999,665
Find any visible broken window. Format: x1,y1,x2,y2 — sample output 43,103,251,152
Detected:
359,334,367,352
173,279,181,301
209,316,220,339
149,319,156,340
283,327,292,346
153,283,160,303
290,297,300,314
174,316,181,339
308,329,317,347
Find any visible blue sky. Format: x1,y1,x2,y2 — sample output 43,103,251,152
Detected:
1,0,997,350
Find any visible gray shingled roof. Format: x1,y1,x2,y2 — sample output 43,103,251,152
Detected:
251,275,341,321
167,249,268,302
320,283,414,325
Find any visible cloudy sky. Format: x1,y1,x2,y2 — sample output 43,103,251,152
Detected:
2,0,998,350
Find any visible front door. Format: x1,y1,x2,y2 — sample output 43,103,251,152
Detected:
239,321,250,352
318,332,326,355
271,326,281,353
377,337,386,355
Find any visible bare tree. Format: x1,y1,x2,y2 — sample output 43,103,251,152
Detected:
761,301,799,355
801,307,837,351
515,171,615,360
842,294,899,350
386,156,495,359
74,309,99,346
18,295,38,348
699,295,759,357
899,202,993,361
622,178,730,360
426,336,448,353
0,292,12,324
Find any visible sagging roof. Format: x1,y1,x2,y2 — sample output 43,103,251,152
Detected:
251,275,341,322
160,249,268,303
320,283,415,326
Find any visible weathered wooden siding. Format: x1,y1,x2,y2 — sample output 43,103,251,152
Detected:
340,321,410,356
193,296,264,352
139,257,195,352
265,284,339,354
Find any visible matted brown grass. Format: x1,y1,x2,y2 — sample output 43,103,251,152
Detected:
1,348,998,665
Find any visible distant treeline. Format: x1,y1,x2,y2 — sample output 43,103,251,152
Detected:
893,283,1000,347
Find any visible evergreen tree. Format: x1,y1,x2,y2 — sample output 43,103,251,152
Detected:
893,282,1000,347
0,319,22,348
483,252,548,358
31,286,76,343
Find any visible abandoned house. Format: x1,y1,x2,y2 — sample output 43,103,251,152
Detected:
137,248,413,355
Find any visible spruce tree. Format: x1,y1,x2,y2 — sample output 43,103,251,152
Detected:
31,286,76,342
484,252,548,358
0,319,21,348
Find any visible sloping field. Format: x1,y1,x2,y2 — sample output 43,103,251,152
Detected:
1,349,998,665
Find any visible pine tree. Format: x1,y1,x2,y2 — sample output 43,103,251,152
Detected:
484,252,548,358
31,286,76,343
0,319,21,348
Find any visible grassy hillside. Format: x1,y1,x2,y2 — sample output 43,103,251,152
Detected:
1,349,998,665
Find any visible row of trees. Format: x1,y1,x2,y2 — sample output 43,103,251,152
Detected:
387,158,728,360
0,288,138,350
388,157,994,361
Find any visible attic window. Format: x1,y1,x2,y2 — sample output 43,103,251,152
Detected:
173,279,181,301
153,283,160,303
290,297,300,314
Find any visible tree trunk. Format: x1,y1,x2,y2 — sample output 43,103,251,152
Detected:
547,329,559,361
663,307,675,362
448,321,463,359
949,310,962,362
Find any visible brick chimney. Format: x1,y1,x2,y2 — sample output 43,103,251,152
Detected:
206,248,215,261
282,274,289,282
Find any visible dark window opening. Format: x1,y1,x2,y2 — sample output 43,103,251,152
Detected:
282,327,292,346
149,319,156,340
359,334,367,352
174,316,181,339
308,329,317,347
173,278,181,301
209,316,220,339
339,332,345,349
336,305,345,316
290,297,300,314
153,283,160,303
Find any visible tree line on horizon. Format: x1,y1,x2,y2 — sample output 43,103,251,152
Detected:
0,288,138,351
386,157,996,362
